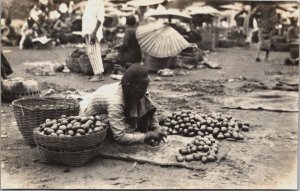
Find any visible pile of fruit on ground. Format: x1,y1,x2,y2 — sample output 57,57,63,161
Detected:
161,111,250,163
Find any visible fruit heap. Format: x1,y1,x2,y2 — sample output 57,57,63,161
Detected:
176,134,219,163
36,115,108,137
163,111,250,140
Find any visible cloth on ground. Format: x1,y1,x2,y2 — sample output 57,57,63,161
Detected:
98,135,230,170
223,90,298,112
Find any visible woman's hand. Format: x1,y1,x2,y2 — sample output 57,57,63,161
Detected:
144,127,167,146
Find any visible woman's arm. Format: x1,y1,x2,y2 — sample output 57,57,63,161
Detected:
108,103,146,144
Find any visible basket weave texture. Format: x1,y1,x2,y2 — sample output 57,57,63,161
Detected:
12,97,80,146
37,144,103,166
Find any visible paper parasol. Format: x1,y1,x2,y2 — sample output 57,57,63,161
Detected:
136,22,191,58
189,6,220,16
127,0,164,7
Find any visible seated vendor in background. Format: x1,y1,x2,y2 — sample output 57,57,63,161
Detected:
80,64,167,145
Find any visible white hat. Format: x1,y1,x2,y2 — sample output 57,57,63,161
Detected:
59,3,68,14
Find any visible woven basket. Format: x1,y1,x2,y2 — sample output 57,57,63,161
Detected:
33,127,107,149
1,91,40,103
12,97,80,146
37,144,103,166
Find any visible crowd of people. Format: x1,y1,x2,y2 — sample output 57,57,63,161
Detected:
2,0,83,49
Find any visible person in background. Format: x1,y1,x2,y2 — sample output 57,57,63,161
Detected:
1,18,21,46
82,0,105,82
287,18,299,43
1,52,13,79
80,64,167,145
19,18,39,49
117,15,142,69
251,2,278,62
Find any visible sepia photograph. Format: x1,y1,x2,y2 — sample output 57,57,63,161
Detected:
1,0,299,189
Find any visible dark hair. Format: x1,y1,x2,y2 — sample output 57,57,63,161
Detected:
126,15,136,27
121,64,149,88
5,18,12,26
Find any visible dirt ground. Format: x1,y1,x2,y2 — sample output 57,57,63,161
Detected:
1,45,298,189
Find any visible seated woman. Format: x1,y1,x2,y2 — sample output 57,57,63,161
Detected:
80,64,167,145
19,18,39,49
117,15,142,69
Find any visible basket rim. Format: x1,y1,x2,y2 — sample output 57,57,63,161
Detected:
12,97,79,111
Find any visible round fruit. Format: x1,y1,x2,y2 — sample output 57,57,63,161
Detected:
194,140,200,146
59,125,67,131
191,146,198,153
207,155,215,162
77,129,85,135
94,127,101,132
179,148,188,155
200,125,206,131
197,145,204,151
193,153,201,161
50,133,57,137
164,122,171,126
232,131,239,139
59,134,65,137
203,145,210,151
172,130,178,135
185,154,194,162
224,133,231,138
56,130,64,135
45,122,53,127
201,156,208,163
176,155,184,162
221,127,227,133
207,127,214,133
67,124,73,129
183,129,188,135
241,126,249,132
51,125,58,131
238,134,244,140
174,125,180,130
197,131,204,136
75,133,81,136
206,140,212,146
61,120,68,125
68,130,75,136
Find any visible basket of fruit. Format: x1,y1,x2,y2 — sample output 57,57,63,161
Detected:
12,97,80,146
33,115,108,166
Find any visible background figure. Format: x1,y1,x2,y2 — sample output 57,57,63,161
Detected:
252,2,278,61
117,15,142,69
1,52,13,79
1,18,21,46
82,0,105,82
19,18,38,49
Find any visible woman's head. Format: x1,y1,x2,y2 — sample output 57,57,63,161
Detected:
126,15,136,27
121,64,150,100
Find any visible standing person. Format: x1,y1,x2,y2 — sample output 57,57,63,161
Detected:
117,15,142,69
80,64,167,145
252,2,278,62
1,52,13,79
82,0,105,82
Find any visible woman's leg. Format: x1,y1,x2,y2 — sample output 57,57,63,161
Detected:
256,49,261,62
265,50,269,61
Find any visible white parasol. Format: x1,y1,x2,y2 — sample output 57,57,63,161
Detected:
127,0,164,7
220,3,243,11
188,6,220,16
136,22,191,58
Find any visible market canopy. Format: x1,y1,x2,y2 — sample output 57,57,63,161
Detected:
147,8,192,22
127,0,164,7
136,22,191,58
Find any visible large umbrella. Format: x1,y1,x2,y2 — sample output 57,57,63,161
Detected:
220,3,243,11
136,22,191,58
147,8,191,22
188,6,220,16
127,0,164,7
